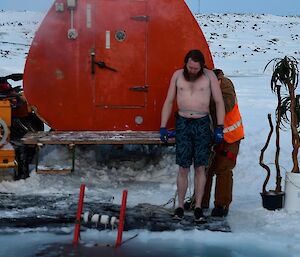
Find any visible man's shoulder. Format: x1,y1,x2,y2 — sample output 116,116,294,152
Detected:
173,69,183,76
203,68,213,75
203,68,212,73
203,68,218,84
203,68,216,80
172,69,183,82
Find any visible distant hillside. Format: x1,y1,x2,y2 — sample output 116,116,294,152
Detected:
0,11,299,76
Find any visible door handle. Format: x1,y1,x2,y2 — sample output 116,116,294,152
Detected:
129,85,149,92
95,61,117,72
91,51,117,74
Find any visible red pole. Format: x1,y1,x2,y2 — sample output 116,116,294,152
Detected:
73,184,86,245
115,189,128,247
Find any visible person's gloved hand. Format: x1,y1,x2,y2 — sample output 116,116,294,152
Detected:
160,127,168,143
214,125,224,144
168,130,176,138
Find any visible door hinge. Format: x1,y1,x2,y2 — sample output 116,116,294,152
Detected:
130,15,149,22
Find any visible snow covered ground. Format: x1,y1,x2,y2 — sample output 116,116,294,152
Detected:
0,9,300,257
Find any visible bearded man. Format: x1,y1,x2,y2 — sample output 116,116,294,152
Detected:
160,50,225,222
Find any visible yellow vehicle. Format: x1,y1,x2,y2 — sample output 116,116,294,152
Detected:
0,74,44,181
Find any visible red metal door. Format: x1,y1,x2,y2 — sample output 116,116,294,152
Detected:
93,0,147,108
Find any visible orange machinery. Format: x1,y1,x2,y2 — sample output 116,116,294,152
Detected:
0,74,44,179
0,99,17,180
23,0,214,132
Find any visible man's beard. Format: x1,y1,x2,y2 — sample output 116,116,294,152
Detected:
183,66,203,82
188,73,200,81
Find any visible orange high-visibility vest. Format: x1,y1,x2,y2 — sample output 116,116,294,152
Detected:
223,103,244,143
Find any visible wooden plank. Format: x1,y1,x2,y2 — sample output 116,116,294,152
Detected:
22,131,175,145
36,168,72,175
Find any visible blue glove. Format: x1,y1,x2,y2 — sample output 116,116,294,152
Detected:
214,125,224,144
160,127,168,143
168,130,176,138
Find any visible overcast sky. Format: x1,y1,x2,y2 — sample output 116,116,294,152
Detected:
0,0,299,16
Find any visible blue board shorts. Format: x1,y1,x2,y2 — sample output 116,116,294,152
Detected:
175,114,212,168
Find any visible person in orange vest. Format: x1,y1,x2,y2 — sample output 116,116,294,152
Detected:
202,68,244,217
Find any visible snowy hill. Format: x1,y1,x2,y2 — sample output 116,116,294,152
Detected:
0,10,300,257
1,11,299,76
197,13,300,74
0,10,44,76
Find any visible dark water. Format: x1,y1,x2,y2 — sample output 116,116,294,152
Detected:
0,229,292,257
38,241,233,257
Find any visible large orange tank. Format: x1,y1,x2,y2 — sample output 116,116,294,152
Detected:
24,0,213,131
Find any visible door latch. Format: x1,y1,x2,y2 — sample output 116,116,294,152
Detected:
91,52,117,74
95,61,117,72
129,85,149,92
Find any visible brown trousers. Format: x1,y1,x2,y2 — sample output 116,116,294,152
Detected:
202,140,240,209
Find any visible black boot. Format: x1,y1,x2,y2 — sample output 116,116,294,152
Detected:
211,206,229,217
194,208,206,223
173,207,184,220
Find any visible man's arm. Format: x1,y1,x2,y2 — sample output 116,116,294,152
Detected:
209,70,225,125
160,71,178,127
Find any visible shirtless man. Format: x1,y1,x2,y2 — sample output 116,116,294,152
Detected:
160,50,225,221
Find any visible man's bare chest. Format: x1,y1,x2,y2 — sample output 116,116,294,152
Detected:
177,77,210,95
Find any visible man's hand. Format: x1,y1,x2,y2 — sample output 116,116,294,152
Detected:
214,125,224,144
159,127,168,143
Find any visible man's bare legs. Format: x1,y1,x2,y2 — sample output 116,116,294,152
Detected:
177,166,206,208
194,166,206,208
177,167,189,208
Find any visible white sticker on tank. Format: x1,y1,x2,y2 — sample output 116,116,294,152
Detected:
55,2,64,12
106,31,111,49
86,4,92,28
67,0,77,9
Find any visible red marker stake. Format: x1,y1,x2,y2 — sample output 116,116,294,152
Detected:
73,184,86,245
115,189,128,247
